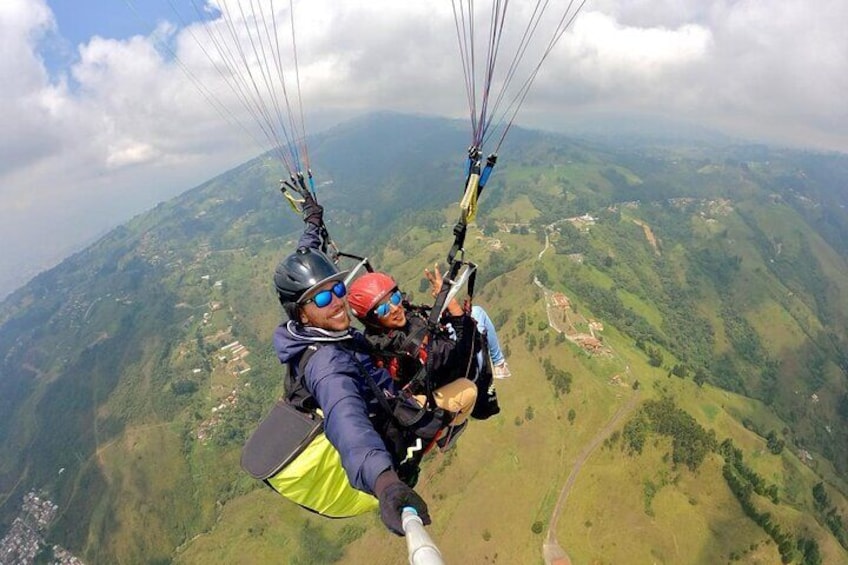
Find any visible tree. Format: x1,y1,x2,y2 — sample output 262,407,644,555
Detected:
171,379,199,395
647,346,664,367
812,482,829,511
480,219,498,237
623,412,649,454
693,367,708,387
797,537,822,565
766,430,785,455
517,312,527,334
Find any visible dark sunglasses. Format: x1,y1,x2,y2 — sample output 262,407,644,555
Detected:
373,289,403,318
301,281,347,308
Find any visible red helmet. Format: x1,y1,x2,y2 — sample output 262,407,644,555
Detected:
347,272,396,319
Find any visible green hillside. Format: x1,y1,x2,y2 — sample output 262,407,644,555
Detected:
1,114,848,564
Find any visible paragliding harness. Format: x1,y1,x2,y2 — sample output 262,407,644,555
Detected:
297,342,453,482
382,300,500,422
241,341,452,516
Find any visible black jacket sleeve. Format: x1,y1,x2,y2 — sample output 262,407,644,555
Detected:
424,313,477,387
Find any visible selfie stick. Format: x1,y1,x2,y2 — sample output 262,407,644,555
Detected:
402,507,445,565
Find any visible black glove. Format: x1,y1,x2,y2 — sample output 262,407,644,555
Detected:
301,194,323,227
374,469,431,536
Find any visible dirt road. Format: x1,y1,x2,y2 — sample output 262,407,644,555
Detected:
543,392,641,564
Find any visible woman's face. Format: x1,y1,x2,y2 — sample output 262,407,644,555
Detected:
374,290,406,330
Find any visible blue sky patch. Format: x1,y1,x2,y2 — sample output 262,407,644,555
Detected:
42,0,215,75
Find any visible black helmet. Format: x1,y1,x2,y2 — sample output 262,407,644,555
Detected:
273,247,348,306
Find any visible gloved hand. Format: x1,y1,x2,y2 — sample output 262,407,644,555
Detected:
374,469,431,536
301,193,323,227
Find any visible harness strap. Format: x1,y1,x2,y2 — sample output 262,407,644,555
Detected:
285,344,321,412
290,341,442,429
347,348,442,425
349,354,401,419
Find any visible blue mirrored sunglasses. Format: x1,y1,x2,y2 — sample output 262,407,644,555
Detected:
374,290,403,318
302,281,346,308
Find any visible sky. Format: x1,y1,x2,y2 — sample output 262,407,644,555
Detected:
2,0,847,299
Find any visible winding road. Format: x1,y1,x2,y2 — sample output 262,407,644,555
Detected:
531,221,642,563
542,392,640,564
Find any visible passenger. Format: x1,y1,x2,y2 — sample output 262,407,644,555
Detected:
347,265,502,444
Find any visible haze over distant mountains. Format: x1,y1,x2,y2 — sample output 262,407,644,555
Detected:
6,110,839,302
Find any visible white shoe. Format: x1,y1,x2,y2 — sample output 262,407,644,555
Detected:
493,361,511,379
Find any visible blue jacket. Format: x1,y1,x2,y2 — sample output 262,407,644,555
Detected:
298,220,324,253
273,322,397,495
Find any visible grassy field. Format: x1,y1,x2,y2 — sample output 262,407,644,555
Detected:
560,445,780,564
94,423,196,563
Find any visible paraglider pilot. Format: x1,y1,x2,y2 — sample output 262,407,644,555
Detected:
271,194,432,535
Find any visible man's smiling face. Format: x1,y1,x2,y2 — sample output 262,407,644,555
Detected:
299,280,351,331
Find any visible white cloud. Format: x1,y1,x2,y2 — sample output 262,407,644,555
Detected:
2,0,848,297
0,1,60,177
576,12,712,74
539,11,712,104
